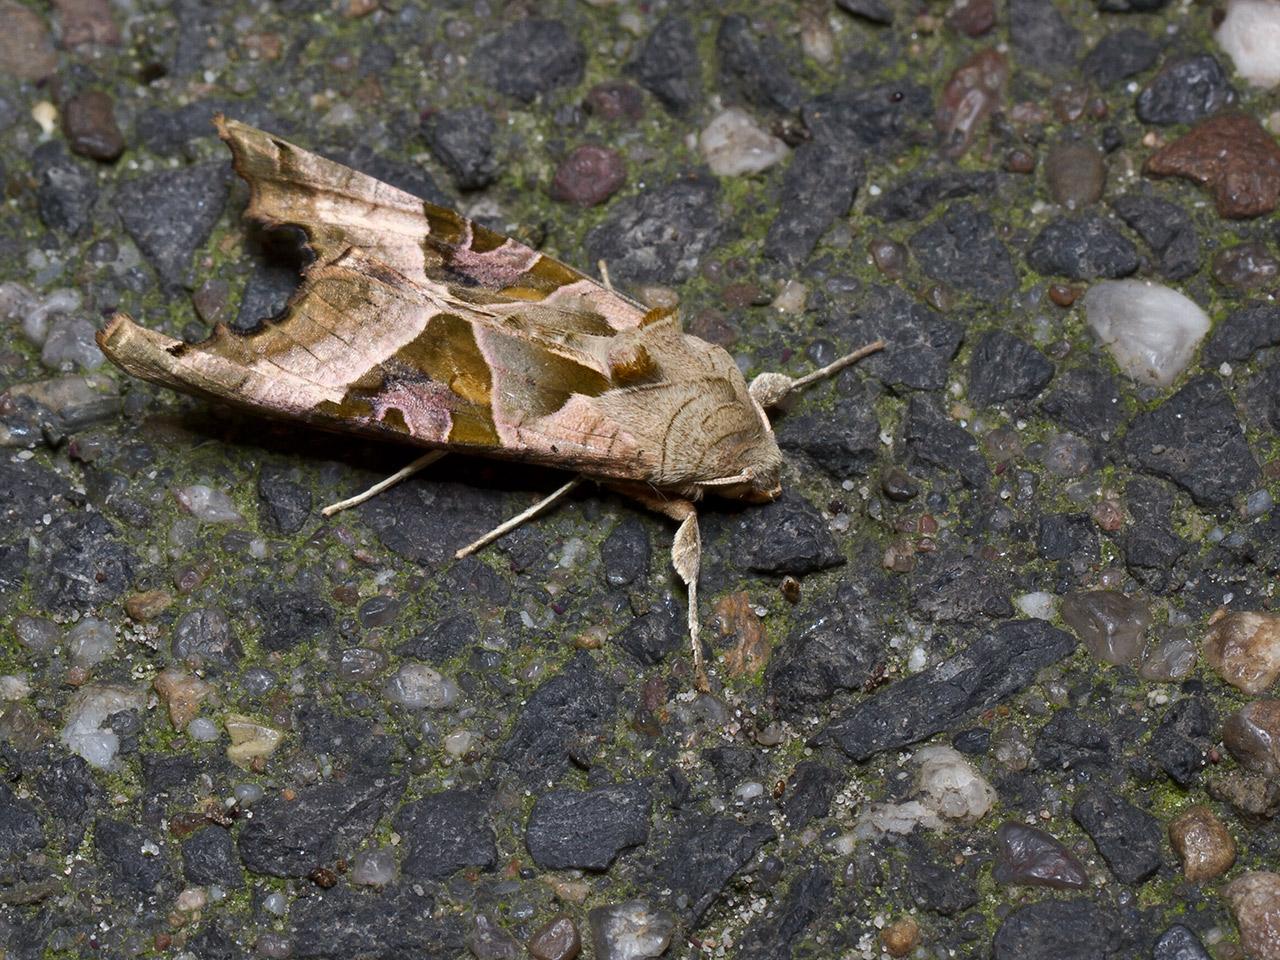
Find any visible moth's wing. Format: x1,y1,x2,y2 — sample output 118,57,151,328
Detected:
97,248,661,479
214,116,648,332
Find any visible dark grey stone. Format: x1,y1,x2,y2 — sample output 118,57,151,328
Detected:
613,596,681,666
1122,476,1188,589
1009,0,1081,78
993,900,1119,959
767,572,895,712
525,781,650,871
584,171,722,283
252,587,333,652
32,142,99,237
737,864,831,960
0,784,45,859
32,512,138,613
1072,787,1163,884
257,466,312,535
625,15,701,115
1150,697,1215,788
472,19,585,103
237,776,404,878
424,106,498,191
1037,513,1099,563
136,99,284,157
172,606,241,669
290,884,465,959
778,762,842,829
1039,366,1126,440
801,84,933,154
715,14,803,113
1246,362,1280,434
657,814,775,920
1081,28,1161,87
969,330,1054,406
400,612,478,664
1123,375,1261,508
905,396,990,488
1098,0,1169,9
116,162,229,288
835,0,892,23
735,490,843,576
909,552,1014,622
1202,301,1280,365
95,818,170,895
234,254,302,331
32,755,100,849
394,788,496,881
904,839,978,915
499,652,618,783
825,620,1076,760
1034,709,1113,772
764,138,862,267
909,204,1018,301
181,827,243,889
1153,924,1211,960
601,516,651,587
868,172,999,222
1027,216,1139,280
1136,55,1235,126
358,477,504,567
777,395,879,479
835,286,964,392
1110,193,1201,281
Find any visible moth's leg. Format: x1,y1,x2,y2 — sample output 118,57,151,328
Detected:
455,476,583,559
597,260,614,293
321,450,447,517
609,487,708,691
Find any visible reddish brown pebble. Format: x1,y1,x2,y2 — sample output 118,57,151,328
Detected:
309,866,338,888
1050,83,1088,123
781,576,801,604
1205,609,1280,693
1045,140,1104,209
882,916,921,957
1090,499,1123,532
1168,804,1236,882
125,589,173,622
1225,872,1280,960
1212,242,1280,290
584,81,644,122
1048,284,1078,307
0,0,58,81
948,0,995,37
1005,149,1036,174
528,915,581,960
53,0,121,47
721,282,766,309
1224,700,1280,776
61,89,125,161
1145,112,1280,219
869,237,908,277
549,145,626,206
936,48,1008,157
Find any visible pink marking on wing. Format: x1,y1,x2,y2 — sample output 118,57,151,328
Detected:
449,238,541,288
368,380,453,441
541,279,645,330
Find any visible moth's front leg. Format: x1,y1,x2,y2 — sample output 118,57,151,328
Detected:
609,485,708,692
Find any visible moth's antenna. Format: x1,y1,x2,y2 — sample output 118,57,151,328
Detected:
749,339,885,410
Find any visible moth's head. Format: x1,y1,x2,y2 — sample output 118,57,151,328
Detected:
705,440,784,503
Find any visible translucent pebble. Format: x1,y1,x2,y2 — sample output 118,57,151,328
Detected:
1061,590,1151,665
1083,280,1210,387
915,745,996,825
187,717,220,742
384,662,459,710
993,821,1088,889
174,484,245,524
241,668,278,696
1139,633,1197,682
351,847,398,887
443,729,474,757
262,892,289,916
1216,0,1280,88
0,675,32,700
1205,610,1280,693
67,618,117,668
233,783,266,806
60,684,146,769
256,933,293,959
13,616,60,655
734,781,765,801
698,107,789,176
1014,592,1058,620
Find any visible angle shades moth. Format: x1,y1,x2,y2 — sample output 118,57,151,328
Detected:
97,117,882,690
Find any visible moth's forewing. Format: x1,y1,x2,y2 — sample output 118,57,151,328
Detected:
99,119,779,494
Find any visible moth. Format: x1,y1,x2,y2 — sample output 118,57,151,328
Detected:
98,117,882,689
